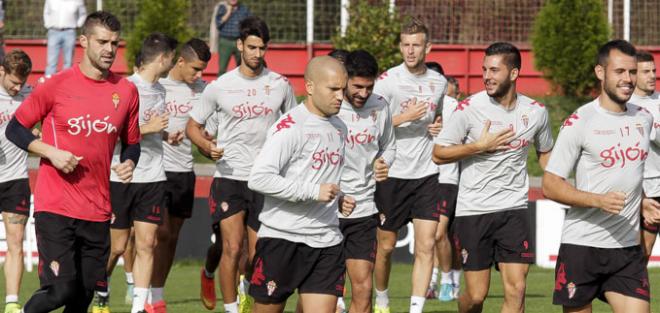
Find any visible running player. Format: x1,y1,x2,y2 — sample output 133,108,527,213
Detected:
147,38,212,313
96,32,178,313
247,55,350,313
433,42,554,313
334,50,395,313
372,18,446,313
6,11,141,312
544,40,658,313
0,50,33,313
629,51,660,262
186,16,296,313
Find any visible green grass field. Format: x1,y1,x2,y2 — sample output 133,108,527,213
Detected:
1,262,659,312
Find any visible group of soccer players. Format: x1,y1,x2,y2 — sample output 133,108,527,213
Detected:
0,9,658,313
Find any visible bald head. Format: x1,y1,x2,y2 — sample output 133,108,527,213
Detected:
304,56,348,117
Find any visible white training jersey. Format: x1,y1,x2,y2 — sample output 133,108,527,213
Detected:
110,73,167,183
159,76,206,173
629,92,660,197
437,95,460,185
436,91,554,216
336,94,396,219
189,67,297,181
248,103,347,248
0,85,32,183
373,64,446,179
546,99,658,248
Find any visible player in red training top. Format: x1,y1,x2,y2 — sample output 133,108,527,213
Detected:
5,11,141,313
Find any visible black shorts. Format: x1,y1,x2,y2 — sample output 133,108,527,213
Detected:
553,244,650,307
34,212,110,292
454,209,533,271
164,171,195,219
375,174,441,231
0,178,31,216
110,181,165,229
248,238,345,304
339,214,378,262
438,183,458,220
209,177,264,231
641,196,660,234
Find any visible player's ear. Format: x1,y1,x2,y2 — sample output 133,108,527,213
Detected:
305,79,314,96
79,34,89,49
509,67,519,82
595,64,605,81
424,40,432,55
237,38,243,53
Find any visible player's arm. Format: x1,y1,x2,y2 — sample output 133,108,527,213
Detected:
140,112,169,135
392,97,428,127
534,109,555,170
186,86,223,160
374,105,396,182
113,89,142,183
433,119,514,164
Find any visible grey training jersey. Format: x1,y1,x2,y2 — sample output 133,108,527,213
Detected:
336,95,396,219
436,91,554,216
374,64,446,179
160,77,207,173
248,103,347,248
437,95,459,185
629,92,660,197
0,85,31,183
189,68,297,181
546,99,657,248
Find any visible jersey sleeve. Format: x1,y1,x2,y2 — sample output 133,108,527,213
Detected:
14,81,54,128
435,107,469,146
122,87,141,145
190,83,219,125
534,108,554,153
248,120,320,202
373,74,393,105
377,104,396,166
545,113,584,179
281,82,297,113
204,111,219,136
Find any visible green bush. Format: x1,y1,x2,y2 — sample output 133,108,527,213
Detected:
531,0,610,97
124,0,195,72
332,0,405,73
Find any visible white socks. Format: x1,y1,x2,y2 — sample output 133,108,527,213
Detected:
337,296,346,310
441,271,453,285
223,302,239,313
375,288,389,308
430,267,439,286
410,296,426,313
5,295,18,303
132,287,148,313
125,272,134,284
452,269,462,286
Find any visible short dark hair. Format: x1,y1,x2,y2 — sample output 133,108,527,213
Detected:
425,61,444,75
134,51,143,68
344,50,378,78
485,42,521,70
328,49,350,63
2,49,32,79
597,39,637,66
636,50,655,63
82,11,121,36
446,76,459,89
181,38,211,62
139,32,178,65
401,17,429,42
239,16,270,43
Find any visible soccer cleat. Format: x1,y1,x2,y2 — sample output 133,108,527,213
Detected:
373,305,390,313
438,283,453,302
4,303,21,313
238,275,253,313
200,268,216,310
145,300,167,313
425,284,437,299
91,294,111,313
125,283,134,304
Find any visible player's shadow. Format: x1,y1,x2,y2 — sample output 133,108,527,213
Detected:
486,293,546,298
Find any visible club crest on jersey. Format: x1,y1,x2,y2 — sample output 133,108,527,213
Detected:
461,248,469,264
111,92,120,110
429,83,435,93
636,123,644,136
264,85,271,96
267,280,277,296
50,261,60,277
371,110,378,122
567,282,576,299
522,115,529,128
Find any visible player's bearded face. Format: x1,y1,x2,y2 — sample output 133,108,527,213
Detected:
82,26,119,71
482,55,516,98
635,61,656,94
600,51,637,105
310,70,347,117
345,76,375,108
399,33,429,69
0,70,26,97
239,35,266,72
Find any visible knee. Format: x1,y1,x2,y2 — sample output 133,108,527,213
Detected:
378,240,396,256
54,280,79,305
222,239,242,260
110,244,126,258
414,239,436,257
464,290,487,306
6,232,25,254
504,280,527,301
136,233,158,252
435,228,447,242
351,277,373,296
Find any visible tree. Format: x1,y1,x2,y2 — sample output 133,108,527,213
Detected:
332,0,405,73
531,0,610,97
124,0,195,71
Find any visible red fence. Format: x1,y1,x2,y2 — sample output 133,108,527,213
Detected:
8,40,660,96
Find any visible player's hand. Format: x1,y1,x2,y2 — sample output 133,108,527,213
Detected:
166,130,185,146
203,141,224,161
402,97,428,122
373,157,389,182
597,191,626,215
427,116,443,137
31,128,42,139
338,195,356,217
318,183,340,203
48,149,82,174
642,197,660,225
475,120,515,153
111,160,135,184
144,112,169,133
